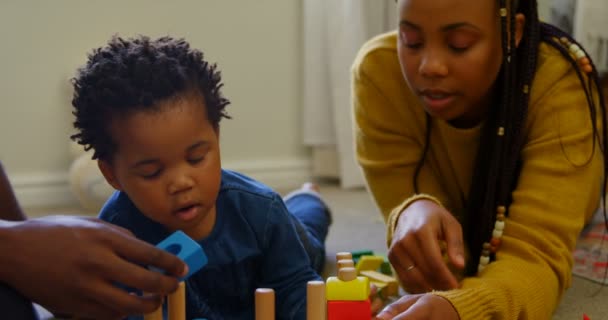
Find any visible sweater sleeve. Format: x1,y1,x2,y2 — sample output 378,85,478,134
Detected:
434,57,603,319
352,52,449,224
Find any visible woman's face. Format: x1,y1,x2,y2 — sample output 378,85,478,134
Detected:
397,0,504,128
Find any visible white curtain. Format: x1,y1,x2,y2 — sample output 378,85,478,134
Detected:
572,0,608,74
302,0,397,188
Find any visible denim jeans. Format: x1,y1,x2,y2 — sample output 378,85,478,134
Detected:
284,191,331,274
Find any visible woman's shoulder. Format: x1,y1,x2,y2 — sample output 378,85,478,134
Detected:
529,41,583,108
525,41,599,151
352,31,400,78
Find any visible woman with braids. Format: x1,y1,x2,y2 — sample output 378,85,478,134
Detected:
352,0,606,319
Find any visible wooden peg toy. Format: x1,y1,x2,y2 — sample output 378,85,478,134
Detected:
255,288,275,320
307,280,326,320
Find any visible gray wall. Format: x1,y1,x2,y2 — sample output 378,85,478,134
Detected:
0,0,310,207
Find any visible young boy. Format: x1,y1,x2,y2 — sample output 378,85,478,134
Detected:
70,35,331,319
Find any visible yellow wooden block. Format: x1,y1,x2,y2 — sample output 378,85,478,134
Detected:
360,270,399,297
355,255,385,273
326,276,370,301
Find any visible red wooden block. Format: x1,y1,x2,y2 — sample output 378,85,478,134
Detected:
327,300,371,320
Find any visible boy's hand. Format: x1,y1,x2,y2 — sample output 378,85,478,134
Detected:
0,216,188,319
389,200,465,293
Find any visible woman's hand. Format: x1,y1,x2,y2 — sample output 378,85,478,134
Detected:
389,199,465,293
0,216,188,319
374,293,459,320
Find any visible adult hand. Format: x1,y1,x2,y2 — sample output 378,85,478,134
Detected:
374,293,459,320
389,199,465,293
0,216,188,319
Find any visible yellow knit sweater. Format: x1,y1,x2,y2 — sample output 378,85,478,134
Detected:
352,31,603,319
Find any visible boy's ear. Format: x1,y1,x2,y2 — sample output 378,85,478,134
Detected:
98,160,122,190
515,13,526,48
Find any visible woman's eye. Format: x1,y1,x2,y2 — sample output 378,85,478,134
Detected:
449,44,470,53
447,34,476,53
400,29,423,49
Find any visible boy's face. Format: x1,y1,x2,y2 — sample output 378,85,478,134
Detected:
396,0,524,128
99,93,221,240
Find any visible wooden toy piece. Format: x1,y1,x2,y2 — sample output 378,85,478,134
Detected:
326,267,370,301
355,255,384,273
351,250,374,264
156,230,208,281
351,250,374,260
338,267,357,282
359,270,399,297
167,281,186,320
307,281,327,320
337,259,354,269
336,252,352,261
143,299,163,320
380,259,392,275
255,288,275,320
327,300,371,320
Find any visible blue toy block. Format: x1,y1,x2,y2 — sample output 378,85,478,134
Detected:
155,230,208,280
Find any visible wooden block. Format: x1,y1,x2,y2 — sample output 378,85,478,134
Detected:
255,288,275,320
307,281,326,320
351,250,374,260
380,260,392,275
338,267,357,282
167,282,185,320
359,270,398,297
326,272,369,301
156,230,208,281
336,252,352,261
355,256,384,273
327,300,371,320
143,299,163,320
337,259,355,269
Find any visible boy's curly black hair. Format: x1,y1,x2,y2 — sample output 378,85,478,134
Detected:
70,35,231,160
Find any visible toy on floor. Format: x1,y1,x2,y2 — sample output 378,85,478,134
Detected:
253,250,399,320
326,252,371,320
256,288,275,320
143,245,398,319
352,250,392,276
143,281,186,320
145,230,209,319
154,230,208,281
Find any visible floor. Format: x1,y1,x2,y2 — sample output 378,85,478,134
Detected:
26,182,608,319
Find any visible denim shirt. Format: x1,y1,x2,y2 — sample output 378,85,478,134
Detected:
99,169,321,320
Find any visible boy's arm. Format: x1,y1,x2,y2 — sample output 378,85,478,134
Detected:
257,196,321,320
0,162,26,221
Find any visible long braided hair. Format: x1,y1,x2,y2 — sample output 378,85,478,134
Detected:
412,0,608,276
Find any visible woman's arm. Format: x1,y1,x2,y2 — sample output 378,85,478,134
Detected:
434,50,603,320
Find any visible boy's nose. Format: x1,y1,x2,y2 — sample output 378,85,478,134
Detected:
168,175,194,194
